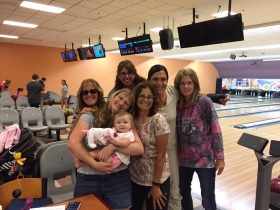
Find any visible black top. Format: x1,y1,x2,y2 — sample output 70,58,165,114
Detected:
38,80,45,87
27,81,44,104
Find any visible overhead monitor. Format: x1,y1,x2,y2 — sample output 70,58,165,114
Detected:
61,50,77,62
118,34,153,56
92,44,106,58
178,13,244,48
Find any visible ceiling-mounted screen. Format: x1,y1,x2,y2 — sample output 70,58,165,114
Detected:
178,13,244,48
118,34,153,56
92,44,106,58
61,50,77,62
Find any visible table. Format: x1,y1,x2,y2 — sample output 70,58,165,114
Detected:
48,194,112,210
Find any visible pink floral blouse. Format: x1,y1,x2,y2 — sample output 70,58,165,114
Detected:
130,113,171,186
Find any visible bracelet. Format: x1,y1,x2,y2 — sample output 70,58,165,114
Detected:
114,146,119,152
152,181,161,186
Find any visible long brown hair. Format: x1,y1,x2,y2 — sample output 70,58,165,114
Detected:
113,60,146,91
76,79,105,111
174,68,201,109
93,88,134,128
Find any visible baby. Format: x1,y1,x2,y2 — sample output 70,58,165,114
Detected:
74,111,134,169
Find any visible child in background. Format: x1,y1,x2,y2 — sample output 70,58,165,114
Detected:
73,111,134,169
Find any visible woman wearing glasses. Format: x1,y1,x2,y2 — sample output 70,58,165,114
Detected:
68,88,144,210
108,60,146,97
130,82,170,210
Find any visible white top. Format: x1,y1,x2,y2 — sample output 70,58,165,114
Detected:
115,130,134,165
61,85,69,98
157,85,179,149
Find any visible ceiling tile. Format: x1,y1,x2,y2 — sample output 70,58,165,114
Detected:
126,4,150,12
0,25,16,34
143,9,166,16
0,3,17,10
122,0,144,3
53,0,81,3
49,1,73,9
156,4,180,12
15,7,38,14
77,0,103,9
63,6,93,16
105,13,127,20
40,21,64,28
32,14,53,20
55,14,77,20
138,0,166,8
120,16,142,23
7,15,30,22
132,13,154,20
26,18,47,25
97,17,117,23
11,11,34,18
98,5,121,13
107,0,134,9
56,23,78,30
36,11,58,17
88,0,117,4
72,18,93,23
0,8,13,15
49,18,70,24
11,27,32,36
21,28,49,38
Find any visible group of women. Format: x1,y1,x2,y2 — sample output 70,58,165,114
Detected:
68,60,225,210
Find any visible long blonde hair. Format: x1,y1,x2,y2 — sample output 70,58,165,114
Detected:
174,68,201,109
93,88,134,128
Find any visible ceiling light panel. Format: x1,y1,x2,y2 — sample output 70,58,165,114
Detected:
20,1,66,14
3,20,38,28
0,34,19,39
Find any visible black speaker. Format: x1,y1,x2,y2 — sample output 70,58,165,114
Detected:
77,48,87,60
159,28,174,50
269,140,280,157
237,133,269,153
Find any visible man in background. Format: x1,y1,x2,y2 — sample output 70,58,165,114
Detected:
39,77,46,88
27,74,44,108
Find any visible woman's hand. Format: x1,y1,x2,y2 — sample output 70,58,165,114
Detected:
220,95,230,106
215,159,225,175
80,107,93,115
97,144,115,161
148,185,167,209
94,161,114,174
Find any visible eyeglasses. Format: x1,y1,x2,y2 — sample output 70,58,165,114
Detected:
138,94,155,101
81,89,98,96
119,72,134,77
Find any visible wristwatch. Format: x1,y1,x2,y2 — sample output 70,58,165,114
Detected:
152,181,161,186
114,146,119,152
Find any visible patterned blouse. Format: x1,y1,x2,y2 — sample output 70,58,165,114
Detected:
130,113,171,186
176,94,224,168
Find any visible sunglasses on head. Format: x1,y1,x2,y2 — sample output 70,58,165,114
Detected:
81,89,98,96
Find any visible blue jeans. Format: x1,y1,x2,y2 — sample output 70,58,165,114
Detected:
74,168,132,209
179,166,216,210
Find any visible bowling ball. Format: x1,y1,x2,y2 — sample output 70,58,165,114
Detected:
49,99,54,106
11,94,18,101
43,99,49,105
271,178,280,193
66,108,73,115
276,83,280,89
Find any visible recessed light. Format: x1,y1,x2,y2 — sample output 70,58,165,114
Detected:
212,11,236,18
3,20,38,28
20,1,65,14
82,44,91,47
0,34,19,39
111,37,125,41
149,27,164,32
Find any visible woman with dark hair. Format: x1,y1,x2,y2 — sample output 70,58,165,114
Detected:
108,60,146,97
147,64,228,210
174,68,224,210
61,79,69,109
130,82,170,210
0,79,11,92
68,88,144,210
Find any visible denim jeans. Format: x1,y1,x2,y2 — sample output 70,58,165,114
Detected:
74,168,132,209
131,177,170,210
179,166,216,210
